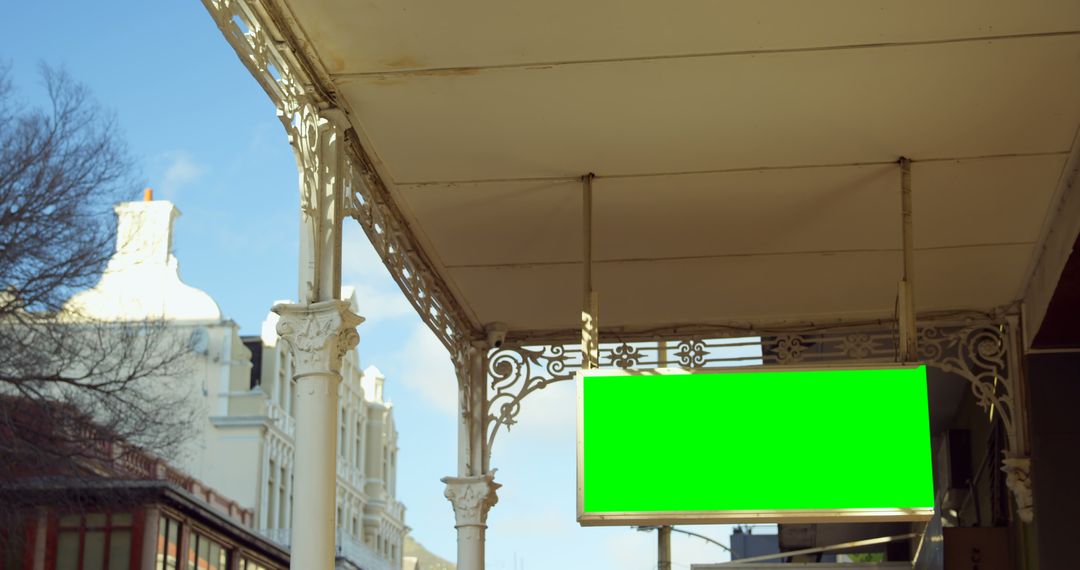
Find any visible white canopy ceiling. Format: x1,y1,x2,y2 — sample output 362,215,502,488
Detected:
277,0,1080,335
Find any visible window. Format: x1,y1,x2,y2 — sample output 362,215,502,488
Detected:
0,520,25,570
356,421,366,471
156,516,181,570
55,512,133,570
338,407,347,458
238,559,270,570
353,420,362,468
186,532,227,570
287,376,296,417
266,459,276,527
277,463,287,529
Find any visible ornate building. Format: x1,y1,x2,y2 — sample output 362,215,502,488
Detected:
65,194,405,570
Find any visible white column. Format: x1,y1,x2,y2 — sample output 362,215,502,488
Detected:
279,104,359,570
443,473,500,570
276,300,362,569
443,344,498,570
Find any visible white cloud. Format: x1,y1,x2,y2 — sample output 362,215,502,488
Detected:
157,151,204,199
342,224,390,278
396,323,458,416
348,280,414,324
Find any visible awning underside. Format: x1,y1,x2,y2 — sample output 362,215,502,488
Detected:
279,0,1080,334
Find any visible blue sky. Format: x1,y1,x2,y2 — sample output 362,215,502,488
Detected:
2,3,755,567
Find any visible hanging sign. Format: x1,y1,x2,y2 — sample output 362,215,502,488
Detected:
577,364,934,525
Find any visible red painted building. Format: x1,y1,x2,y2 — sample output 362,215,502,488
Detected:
0,398,288,570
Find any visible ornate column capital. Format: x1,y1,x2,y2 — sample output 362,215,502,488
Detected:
273,300,364,377
442,472,501,528
1001,455,1034,523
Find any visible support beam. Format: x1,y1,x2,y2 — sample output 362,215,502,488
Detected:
1023,127,1080,347
658,526,672,570
275,301,362,569
1002,315,1034,522
444,343,499,570
898,157,918,362
582,173,599,370
277,105,363,570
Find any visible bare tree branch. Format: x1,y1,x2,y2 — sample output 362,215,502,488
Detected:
0,65,197,514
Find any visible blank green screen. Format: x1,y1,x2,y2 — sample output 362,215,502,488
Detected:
581,366,934,515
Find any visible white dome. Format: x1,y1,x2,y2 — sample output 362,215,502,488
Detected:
65,199,223,324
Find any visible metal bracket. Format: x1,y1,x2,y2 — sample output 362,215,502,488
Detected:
484,316,1033,521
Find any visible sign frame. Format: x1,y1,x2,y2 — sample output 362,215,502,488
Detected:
576,363,935,526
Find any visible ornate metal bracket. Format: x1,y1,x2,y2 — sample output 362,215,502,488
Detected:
484,317,1033,522
201,0,474,353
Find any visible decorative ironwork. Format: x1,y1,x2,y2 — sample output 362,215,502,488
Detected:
342,151,472,352
200,0,309,125
485,345,575,457
200,0,474,353
920,324,1015,441
607,343,643,368
485,316,1033,521
675,339,708,367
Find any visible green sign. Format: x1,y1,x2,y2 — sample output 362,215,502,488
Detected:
577,365,934,525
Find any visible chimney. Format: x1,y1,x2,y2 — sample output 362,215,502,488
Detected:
110,189,180,270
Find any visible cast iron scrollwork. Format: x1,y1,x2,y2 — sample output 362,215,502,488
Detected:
484,345,575,457
607,343,643,368
481,319,1033,522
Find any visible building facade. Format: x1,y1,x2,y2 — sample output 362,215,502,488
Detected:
0,459,291,570
64,196,404,569
0,391,288,570
230,322,405,569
